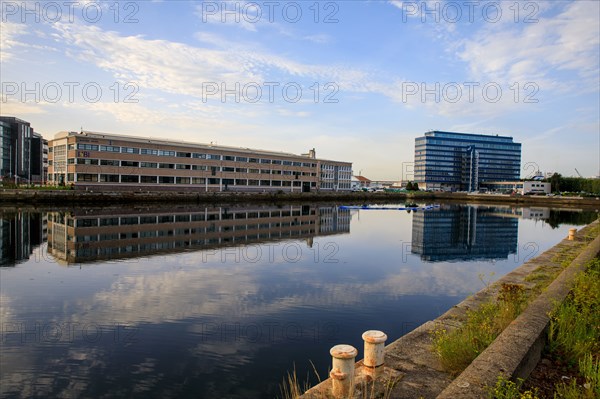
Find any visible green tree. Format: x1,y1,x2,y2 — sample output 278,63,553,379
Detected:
549,173,562,193
406,181,414,190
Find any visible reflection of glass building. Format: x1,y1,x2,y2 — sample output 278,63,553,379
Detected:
414,131,521,192
0,212,45,266
411,205,518,261
47,205,350,264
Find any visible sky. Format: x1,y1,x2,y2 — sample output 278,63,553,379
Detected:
1,0,599,180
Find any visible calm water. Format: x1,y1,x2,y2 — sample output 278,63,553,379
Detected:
0,203,596,398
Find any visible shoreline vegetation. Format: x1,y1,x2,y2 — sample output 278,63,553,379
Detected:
433,225,600,379
491,256,600,399
1,189,600,208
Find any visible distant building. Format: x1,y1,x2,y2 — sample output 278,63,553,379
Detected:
482,181,551,195
414,131,521,192
47,131,352,192
0,116,47,184
352,175,371,189
522,181,550,195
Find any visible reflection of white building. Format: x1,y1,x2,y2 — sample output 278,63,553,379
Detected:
521,208,550,220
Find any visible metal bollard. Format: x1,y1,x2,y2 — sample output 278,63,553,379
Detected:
568,228,576,240
362,330,387,377
330,344,358,398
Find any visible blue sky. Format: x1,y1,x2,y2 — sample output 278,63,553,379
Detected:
1,0,599,179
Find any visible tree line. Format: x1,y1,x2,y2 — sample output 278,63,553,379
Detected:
545,174,600,194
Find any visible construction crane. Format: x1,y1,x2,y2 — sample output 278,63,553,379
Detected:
575,168,583,178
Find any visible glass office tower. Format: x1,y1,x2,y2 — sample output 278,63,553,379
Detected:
414,131,521,192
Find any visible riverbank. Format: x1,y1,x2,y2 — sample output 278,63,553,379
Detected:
299,219,600,398
1,189,599,209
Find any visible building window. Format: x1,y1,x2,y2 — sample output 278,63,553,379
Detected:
192,177,205,184
121,161,139,167
121,147,139,154
100,145,120,152
159,176,174,184
101,159,120,166
176,177,191,184
141,176,157,183
100,174,119,182
77,174,98,182
77,144,99,151
140,162,158,168
141,148,159,156
121,175,139,183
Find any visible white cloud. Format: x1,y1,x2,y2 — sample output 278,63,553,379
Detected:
0,22,27,61
458,2,600,91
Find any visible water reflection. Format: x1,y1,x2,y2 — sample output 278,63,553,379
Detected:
0,212,46,266
0,203,596,398
411,205,519,261
46,205,350,264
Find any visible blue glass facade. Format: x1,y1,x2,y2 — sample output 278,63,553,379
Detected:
411,205,518,262
414,131,521,191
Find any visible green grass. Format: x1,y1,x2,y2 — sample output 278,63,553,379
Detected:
548,257,600,398
488,376,539,399
432,283,527,376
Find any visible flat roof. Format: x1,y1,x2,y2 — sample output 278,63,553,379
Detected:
423,130,516,141
53,131,351,164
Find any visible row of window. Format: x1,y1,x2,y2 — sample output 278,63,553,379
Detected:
59,158,320,176
63,143,320,167
73,223,317,243
50,208,317,226
66,227,319,258
423,132,516,144
67,173,319,187
320,164,352,171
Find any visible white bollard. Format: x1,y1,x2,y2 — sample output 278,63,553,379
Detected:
568,228,576,241
362,330,387,377
330,344,358,398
